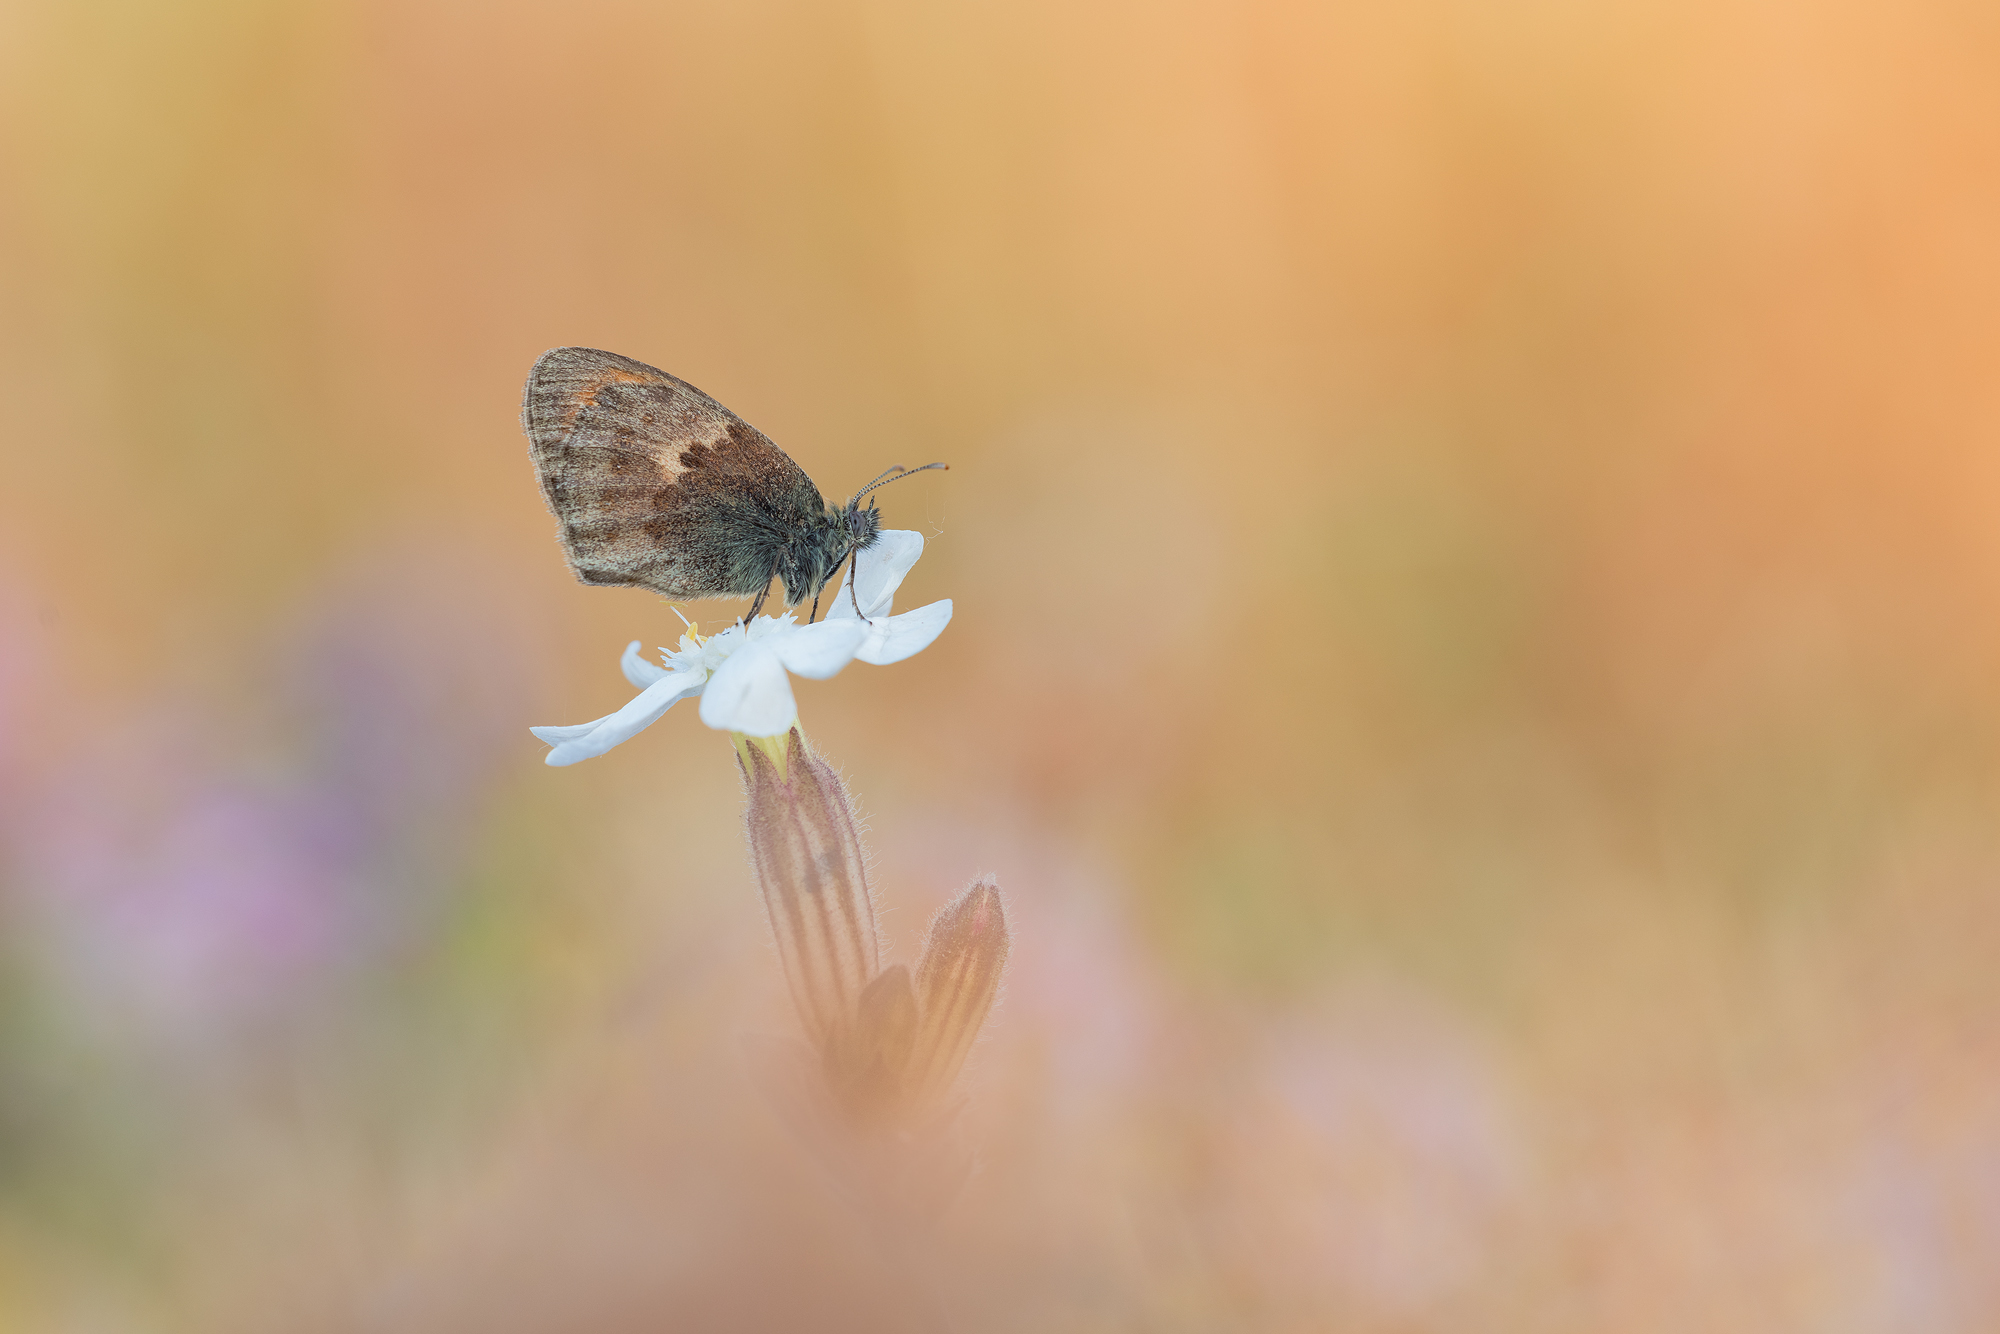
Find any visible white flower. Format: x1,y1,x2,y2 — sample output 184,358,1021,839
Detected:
532,530,951,765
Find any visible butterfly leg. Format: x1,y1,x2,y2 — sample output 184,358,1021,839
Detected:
745,579,774,625
845,548,871,624
809,589,823,624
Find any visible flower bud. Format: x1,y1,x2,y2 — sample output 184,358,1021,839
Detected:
831,962,920,1125
907,876,1010,1108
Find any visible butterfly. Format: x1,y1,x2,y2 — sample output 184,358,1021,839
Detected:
522,347,943,622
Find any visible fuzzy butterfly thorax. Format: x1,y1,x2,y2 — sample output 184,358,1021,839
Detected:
770,497,883,608
522,348,905,613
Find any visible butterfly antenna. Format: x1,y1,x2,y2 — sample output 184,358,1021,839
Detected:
855,464,908,493
850,461,948,504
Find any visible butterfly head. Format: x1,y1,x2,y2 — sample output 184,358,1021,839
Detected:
843,496,884,550
775,463,947,610
836,461,948,566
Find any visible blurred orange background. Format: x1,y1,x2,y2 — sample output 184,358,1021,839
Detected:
5,0,2000,1329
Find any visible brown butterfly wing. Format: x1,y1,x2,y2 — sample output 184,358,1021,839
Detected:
522,347,824,599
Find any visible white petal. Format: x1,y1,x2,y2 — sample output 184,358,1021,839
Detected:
698,640,797,735
531,671,705,766
774,618,869,679
528,720,601,743
621,640,671,688
855,598,952,665
828,529,925,621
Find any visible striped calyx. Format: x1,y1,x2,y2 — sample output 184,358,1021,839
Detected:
741,730,879,1051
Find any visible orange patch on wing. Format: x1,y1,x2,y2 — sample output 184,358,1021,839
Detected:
591,366,657,388
560,366,663,433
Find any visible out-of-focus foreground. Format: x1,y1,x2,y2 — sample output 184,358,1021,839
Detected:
4,1,2000,1329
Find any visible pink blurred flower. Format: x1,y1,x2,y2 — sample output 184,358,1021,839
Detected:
1216,982,1524,1321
